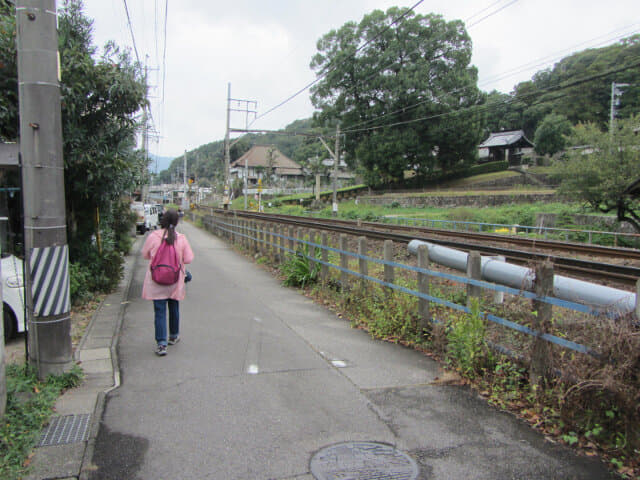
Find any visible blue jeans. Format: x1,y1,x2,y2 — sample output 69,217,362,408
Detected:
153,299,179,346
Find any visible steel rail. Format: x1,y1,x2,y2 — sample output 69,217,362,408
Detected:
203,208,640,285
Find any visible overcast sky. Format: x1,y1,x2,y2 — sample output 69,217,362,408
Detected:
79,0,640,160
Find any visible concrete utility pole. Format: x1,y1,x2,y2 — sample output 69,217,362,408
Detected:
223,83,231,209
141,61,149,203
17,0,72,377
223,84,257,210
609,81,630,136
183,149,188,210
332,124,340,216
317,125,341,216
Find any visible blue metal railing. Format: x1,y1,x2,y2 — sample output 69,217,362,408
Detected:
204,214,627,359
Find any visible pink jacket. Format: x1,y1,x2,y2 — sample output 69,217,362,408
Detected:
141,229,194,300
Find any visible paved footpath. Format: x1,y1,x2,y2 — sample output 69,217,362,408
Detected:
26,221,615,480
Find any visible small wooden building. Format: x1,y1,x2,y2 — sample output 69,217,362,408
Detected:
478,130,534,165
230,145,304,187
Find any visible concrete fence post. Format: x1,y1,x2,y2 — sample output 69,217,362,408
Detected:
242,220,247,248
258,223,264,256
418,245,430,330
466,251,482,307
339,234,349,288
279,225,285,263
251,221,257,253
383,240,394,300
493,255,505,304
295,228,301,252
288,226,294,254
635,279,640,322
268,225,274,262
231,214,236,244
358,236,368,291
232,217,237,244
321,231,328,282
309,229,317,271
531,261,554,387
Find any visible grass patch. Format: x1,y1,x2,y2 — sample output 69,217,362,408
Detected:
442,170,521,188
0,364,83,480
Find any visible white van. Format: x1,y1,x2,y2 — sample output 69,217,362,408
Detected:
2,254,25,341
131,202,160,234
144,204,160,231
131,202,146,234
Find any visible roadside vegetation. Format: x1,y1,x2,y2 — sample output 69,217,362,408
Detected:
0,365,83,480
253,199,635,248
1,1,145,304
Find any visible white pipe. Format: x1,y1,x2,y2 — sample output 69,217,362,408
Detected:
408,240,636,314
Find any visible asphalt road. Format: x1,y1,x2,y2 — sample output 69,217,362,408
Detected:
87,221,615,480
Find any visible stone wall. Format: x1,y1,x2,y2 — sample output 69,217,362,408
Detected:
537,213,636,233
361,193,560,208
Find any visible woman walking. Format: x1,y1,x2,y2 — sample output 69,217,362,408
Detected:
141,209,194,356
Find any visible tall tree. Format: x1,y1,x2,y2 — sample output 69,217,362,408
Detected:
57,0,147,260
553,116,640,232
310,7,484,187
0,0,147,291
534,113,572,156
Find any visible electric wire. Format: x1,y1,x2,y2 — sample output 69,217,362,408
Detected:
479,23,640,88
122,0,141,65
340,26,640,133
464,0,508,23
252,0,517,130
467,0,518,29
162,0,169,104
340,58,640,135
252,0,425,124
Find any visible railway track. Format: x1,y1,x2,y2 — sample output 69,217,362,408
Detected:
203,208,640,286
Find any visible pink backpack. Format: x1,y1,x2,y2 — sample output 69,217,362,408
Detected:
150,232,182,285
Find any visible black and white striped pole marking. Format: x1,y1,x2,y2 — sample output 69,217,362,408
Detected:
29,245,70,317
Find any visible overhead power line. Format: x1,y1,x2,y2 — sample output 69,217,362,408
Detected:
341,58,640,135
467,0,518,29
341,27,639,133
464,0,508,23
122,0,141,65
252,0,425,124
162,0,169,103
253,0,518,129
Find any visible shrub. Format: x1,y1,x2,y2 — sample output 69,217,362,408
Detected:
69,262,92,305
0,364,83,480
446,299,491,377
281,243,320,288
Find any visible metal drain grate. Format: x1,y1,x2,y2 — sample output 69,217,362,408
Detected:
310,441,419,480
38,414,91,447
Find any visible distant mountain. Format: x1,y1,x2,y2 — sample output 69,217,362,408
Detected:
148,154,175,173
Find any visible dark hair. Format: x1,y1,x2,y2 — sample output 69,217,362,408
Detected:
160,209,179,245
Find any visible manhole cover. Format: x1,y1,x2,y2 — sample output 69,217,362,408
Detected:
310,441,419,480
